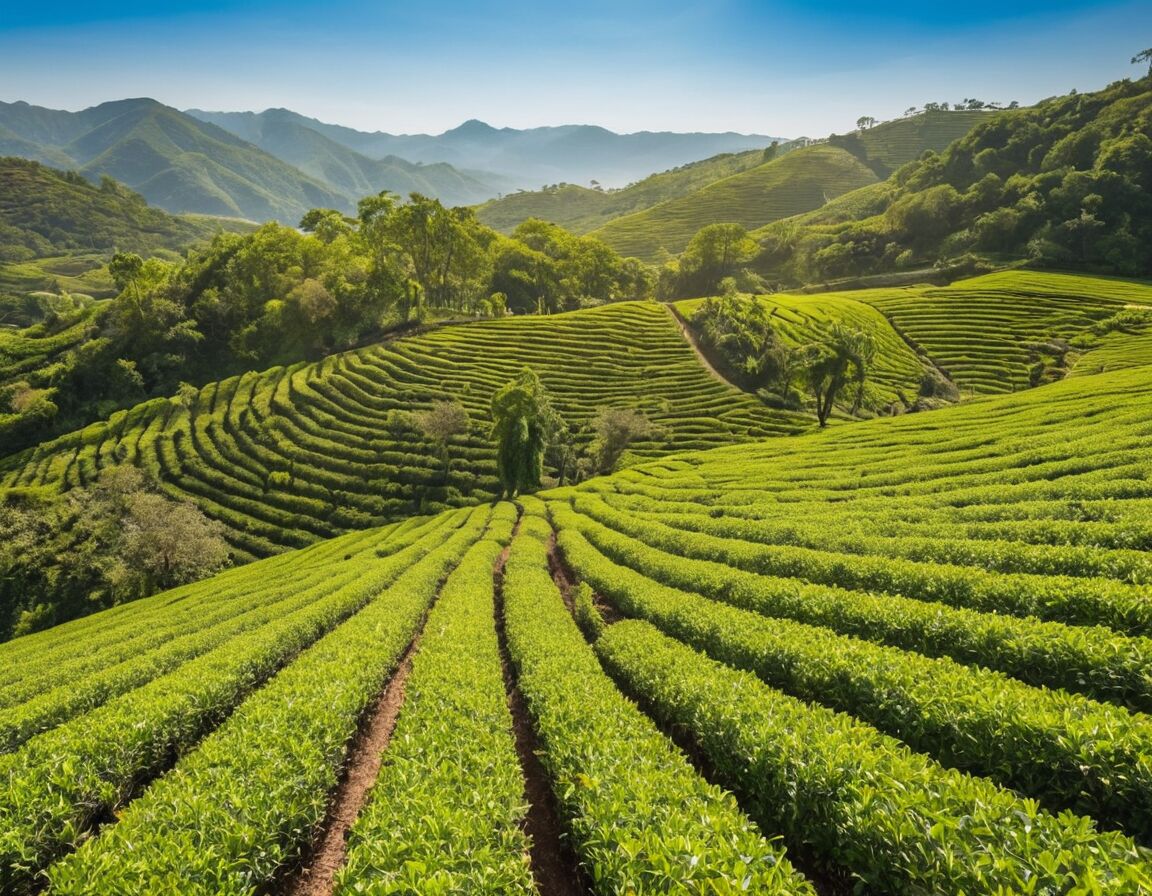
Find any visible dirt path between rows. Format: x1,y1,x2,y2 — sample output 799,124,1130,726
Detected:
663,303,738,388
493,524,590,896
282,637,421,896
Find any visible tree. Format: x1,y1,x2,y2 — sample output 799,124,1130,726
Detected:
798,324,877,427
118,492,231,594
674,223,759,298
489,368,557,497
1133,48,1152,76
590,407,654,474
856,116,877,130
416,399,470,480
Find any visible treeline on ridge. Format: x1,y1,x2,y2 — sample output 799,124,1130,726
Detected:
1,195,650,454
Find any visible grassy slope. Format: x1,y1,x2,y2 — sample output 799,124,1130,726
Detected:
676,291,927,407
589,145,880,261
474,148,772,235
848,270,1152,394
0,157,252,258
0,301,808,558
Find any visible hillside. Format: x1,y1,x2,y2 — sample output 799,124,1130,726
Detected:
589,145,881,260
189,107,780,190
475,146,777,234
0,99,350,222
1,358,1151,892
676,290,928,408
0,157,252,263
848,270,1152,393
477,110,992,262
0,302,809,561
756,76,1152,284
180,108,509,207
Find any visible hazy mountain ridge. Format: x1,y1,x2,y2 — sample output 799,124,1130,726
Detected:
187,107,780,190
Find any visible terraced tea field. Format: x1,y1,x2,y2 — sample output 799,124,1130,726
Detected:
3,359,1152,893
850,270,1152,394
0,301,808,559
676,291,926,407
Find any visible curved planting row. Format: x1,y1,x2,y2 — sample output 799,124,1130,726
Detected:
850,270,1152,394
1,301,805,558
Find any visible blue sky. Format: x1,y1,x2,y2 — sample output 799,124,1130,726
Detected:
1,1,1148,136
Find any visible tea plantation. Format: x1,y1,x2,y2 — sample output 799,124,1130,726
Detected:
1,353,1151,892
1,301,811,560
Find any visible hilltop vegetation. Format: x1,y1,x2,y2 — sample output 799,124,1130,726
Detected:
757,76,1152,283
0,195,648,455
0,157,250,263
478,110,991,264
475,146,780,234
2,360,1152,891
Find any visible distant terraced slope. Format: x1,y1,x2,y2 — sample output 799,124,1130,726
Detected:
590,145,880,261
0,302,806,558
850,271,1152,394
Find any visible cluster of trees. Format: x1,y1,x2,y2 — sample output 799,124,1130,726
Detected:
485,368,658,498
0,467,230,638
657,223,766,300
902,99,1019,117
1,195,649,455
759,74,1152,284
690,294,878,426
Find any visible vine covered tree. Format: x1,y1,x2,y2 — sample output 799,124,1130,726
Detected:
489,368,558,497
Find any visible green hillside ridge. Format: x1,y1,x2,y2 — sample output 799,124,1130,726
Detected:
0,301,809,562
676,290,928,408
2,361,1152,891
0,99,350,222
0,157,252,263
754,76,1152,284
590,145,881,261
475,146,778,234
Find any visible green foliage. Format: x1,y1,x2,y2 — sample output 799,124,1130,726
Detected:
0,466,229,639
0,157,251,263
335,507,534,895
2,198,650,454
47,509,492,895
490,368,558,497
503,505,812,894
768,76,1152,283
595,620,1151,894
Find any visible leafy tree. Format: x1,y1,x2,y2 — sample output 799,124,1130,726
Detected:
590,407,654,474
1134,48,1152,76
670,224,759,298
856,116,877,130
799,324,877,427
415,399,471,480
489,368,558,497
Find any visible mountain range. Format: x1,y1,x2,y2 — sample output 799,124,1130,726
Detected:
187,108,778,190
0,98,779,225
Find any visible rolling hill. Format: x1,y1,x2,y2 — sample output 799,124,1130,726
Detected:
0,301,811,561
189,107,780,190
477,110,992,261
177,108,511,207
753,75,1152,285
475,146,780,234
2,352,1152,892
590,144,882,260
0,156,253,261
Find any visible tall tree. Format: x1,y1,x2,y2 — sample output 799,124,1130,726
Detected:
799,324,877,427
1133,48,1152,76
489,368,557,497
